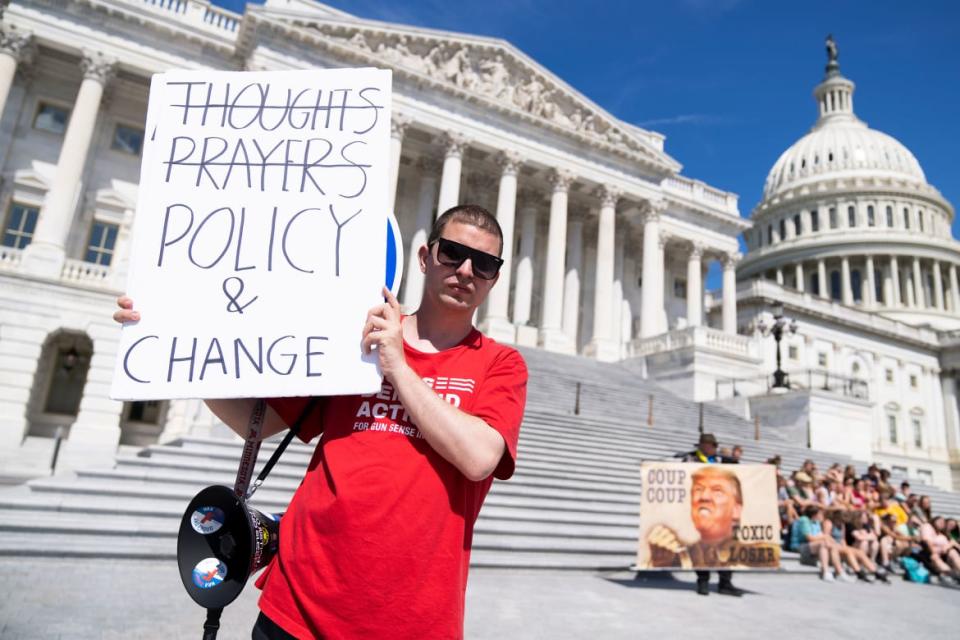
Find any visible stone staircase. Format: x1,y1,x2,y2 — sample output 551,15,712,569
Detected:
1,347,957,571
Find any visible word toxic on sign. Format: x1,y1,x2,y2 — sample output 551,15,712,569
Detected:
112,69,397,401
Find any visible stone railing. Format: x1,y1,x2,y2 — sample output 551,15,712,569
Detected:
0,245,23,272
738,279,941,346
662,176,739,217
631,325,757,359
716,368,870,402
138,0,241,35
61,258,112,287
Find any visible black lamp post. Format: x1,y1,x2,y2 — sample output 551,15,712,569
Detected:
757,303,797,389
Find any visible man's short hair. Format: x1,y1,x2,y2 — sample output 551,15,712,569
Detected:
803,505,820,518
901,481,910,489
691,467,742,505
427,204,504,256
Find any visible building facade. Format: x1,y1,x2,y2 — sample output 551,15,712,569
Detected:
0,0,746,472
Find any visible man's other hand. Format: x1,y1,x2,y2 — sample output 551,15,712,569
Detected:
362,286,407,382
113,295,140,323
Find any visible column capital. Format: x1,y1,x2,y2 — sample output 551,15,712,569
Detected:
80,50,116,85
0,27,33,62
594,184,621,208
722,251,742,269
495,150,523,176
548,168,574,194
687,241,705,261
438,131,468,159
390,113,412,139
639,198,667,223
658,231,671,250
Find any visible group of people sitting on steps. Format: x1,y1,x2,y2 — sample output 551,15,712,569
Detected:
775,457,960,585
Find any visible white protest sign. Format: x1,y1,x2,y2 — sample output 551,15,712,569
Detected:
111,68,393,400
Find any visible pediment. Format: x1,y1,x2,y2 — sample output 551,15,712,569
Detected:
12,160,55,193
247,7,680,175
94,179,139,213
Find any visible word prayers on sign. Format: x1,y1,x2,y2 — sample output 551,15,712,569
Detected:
111,68,392,400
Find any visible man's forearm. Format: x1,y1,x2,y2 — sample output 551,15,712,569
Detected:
390,365,505,481
204,398,290,440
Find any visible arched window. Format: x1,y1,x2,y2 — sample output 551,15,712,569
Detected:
768,225,773,244
848,205,857,227
904,207,910,229
851,269,862,302
867,205,875,226
918,210,925,232
811,210,819,232
793,214,801,236
885,206,893,227
830,270,842,300
779,218,786,240
811,272,820,296
829,207,837,229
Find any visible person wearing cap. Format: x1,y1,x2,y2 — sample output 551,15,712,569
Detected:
677,434,746,596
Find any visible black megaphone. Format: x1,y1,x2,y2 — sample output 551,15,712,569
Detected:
176,484,281,610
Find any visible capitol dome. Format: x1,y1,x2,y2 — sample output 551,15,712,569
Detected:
740,38,958,331
762,61,926,200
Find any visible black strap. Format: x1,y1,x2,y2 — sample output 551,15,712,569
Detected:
201,607,222,640
246,398,321,498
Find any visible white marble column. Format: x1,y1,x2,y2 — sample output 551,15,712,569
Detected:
387,114,411,216
401,159,441,310
722,252,739,335
865,256,876,307
795,262,805,293
818,259,828,299
933,261,945,310
841,257,853,305
686,243,703,327
562,214,583,345
481,152,522,342
22,52,115,278
538,170,574,353
882,264,893,309
639,201,666,338
612,235,626,346
913,257,926,309
586,186,620,360
776,268,784,285
950,264,960,313
436,132,466,214
890,256,902,307
0,29,31,121
512,201,538,328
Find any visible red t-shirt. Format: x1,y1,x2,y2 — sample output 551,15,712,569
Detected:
256,328,527,639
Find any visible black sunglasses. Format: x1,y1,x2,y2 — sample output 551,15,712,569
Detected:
431,237,504,280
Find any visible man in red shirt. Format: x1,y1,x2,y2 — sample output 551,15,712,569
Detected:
116,204,528,639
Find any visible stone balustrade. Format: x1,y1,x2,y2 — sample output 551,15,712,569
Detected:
630,325,756,359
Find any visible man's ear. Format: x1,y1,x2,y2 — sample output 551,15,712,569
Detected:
733,502,743,522
418,244,429,273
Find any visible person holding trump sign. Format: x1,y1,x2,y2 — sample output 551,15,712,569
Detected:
115,204,528,639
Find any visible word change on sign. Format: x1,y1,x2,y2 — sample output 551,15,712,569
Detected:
111,68,393,400
636,462,781,571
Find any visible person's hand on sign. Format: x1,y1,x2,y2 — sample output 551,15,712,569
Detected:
362,286,407,382
113,295,140,323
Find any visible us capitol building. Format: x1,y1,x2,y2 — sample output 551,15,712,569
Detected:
0,0,956,490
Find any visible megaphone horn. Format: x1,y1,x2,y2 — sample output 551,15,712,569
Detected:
176,485,281,611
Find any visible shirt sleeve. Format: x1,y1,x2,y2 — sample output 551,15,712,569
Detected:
471,348,528,480
798,518,813,541
265,396,327,443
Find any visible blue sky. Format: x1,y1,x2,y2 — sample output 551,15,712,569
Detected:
214,0,959,283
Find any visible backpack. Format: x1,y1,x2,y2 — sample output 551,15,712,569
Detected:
900,556,930,583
